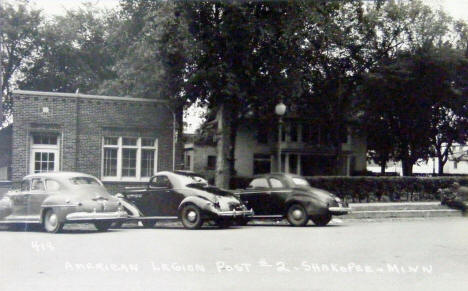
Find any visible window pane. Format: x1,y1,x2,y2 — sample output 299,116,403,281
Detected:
122,149,137,177
31,178,45,191
104,137,118,145
142,138,155,147
207,156,216,170
141,150,154,177
249,178,269,189
122,138,137,146
103,148,117,176
33,134,58,145
270,178,284,188
69,177,100,185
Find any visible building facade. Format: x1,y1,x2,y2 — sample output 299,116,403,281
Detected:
0,125,12,180
11,90,176,193
367,143,468,175
184,118,367,178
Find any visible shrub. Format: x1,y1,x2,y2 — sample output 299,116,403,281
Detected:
230,176,468,202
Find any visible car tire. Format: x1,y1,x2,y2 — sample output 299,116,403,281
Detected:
94,221,112,232
286,203,308,226
43,209,64,233
181,204,203,229
311,214,332,226
142,220,156,228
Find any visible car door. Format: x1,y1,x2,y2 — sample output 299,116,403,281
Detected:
240,178,275,215
147,175,182,216
268,177,290,214
27,178,50,218
8,179,31,217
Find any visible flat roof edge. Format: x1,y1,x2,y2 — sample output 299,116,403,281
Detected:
12,90,168,103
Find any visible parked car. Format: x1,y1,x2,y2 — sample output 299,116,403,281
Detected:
116,171,253,229
235,173,351,226
0,172,127,233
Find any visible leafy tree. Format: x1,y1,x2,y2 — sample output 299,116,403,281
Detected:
18,5,117,94
0,1,42,123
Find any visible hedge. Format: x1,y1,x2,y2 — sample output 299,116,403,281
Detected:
230,176,468,202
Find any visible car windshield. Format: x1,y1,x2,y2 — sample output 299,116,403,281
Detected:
292,177,310,187
179,175,208,186
69,177,102,186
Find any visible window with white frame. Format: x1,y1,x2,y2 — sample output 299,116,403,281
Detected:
102,137,158,181
30,133,60,174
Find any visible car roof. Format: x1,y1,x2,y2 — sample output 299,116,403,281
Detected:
23,172,97,180
252,173,303,179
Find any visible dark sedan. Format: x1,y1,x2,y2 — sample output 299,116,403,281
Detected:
235,173,351,226
116,171,253,229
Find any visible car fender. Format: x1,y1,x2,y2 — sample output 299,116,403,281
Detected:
0,196,13,218
40,196,77,223
116,197,143,217
177,196,213,217
284,194,328,216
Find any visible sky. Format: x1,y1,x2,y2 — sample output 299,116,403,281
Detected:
29,0,468,21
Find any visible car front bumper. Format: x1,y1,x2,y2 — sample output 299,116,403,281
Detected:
328,206,351,215
66,210,128,222
215,209,254,218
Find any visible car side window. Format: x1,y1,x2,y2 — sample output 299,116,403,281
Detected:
249,178,269,189
269,178,284,189
21,179,31,191
151,176,172,188
31,178,45,191
45,179,61,191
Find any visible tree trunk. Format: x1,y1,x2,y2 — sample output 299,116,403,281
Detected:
215,103,232,189
229,118,238,177
380,161,386,174
401,159,414,176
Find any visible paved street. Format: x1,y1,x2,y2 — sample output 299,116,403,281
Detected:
1,217,467,291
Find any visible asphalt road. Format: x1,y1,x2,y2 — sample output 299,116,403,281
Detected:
1,217,467,291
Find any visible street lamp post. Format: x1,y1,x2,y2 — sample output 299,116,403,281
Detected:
275,102,286,173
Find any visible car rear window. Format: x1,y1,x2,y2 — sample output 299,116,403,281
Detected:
69,177,101,185
292,177,310,187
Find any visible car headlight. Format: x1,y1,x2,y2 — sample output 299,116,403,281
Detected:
334,197,342,203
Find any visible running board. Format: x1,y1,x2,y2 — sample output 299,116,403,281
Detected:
250,215,283,219
127,216,179,221
0,220,41,224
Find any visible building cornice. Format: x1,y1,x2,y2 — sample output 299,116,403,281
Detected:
13,90,168,104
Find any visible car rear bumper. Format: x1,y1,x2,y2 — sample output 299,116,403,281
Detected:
328,206,351,215
215,209,254,218
66,211,128,222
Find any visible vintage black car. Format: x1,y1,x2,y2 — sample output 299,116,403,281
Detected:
235,173,350,226
116,171,253,229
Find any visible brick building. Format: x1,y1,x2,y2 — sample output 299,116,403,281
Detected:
11,90,178,193
0,125,12,180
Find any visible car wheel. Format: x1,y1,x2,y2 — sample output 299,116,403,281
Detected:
94,221,112,232
43,209,64,233
181,204,203,229
286,203,308,226
311,214,332,226
142,220,156,228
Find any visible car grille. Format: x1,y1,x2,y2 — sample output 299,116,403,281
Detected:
228,203,243,211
